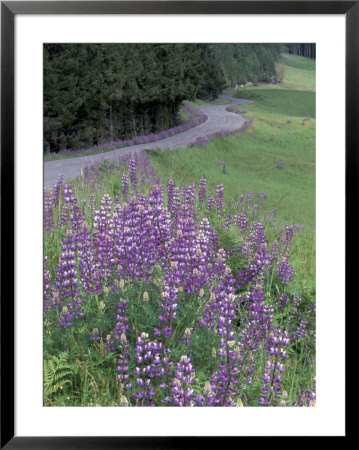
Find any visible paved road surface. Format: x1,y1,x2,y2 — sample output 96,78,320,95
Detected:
44,94,253,189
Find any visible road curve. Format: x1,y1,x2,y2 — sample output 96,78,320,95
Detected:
44,94,253,189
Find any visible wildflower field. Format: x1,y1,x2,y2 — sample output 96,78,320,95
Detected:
43,151,315,407
43,52,315,408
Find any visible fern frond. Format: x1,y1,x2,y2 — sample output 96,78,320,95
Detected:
44,352,73,397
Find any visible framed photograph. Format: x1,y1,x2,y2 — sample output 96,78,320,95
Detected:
1,1,352,447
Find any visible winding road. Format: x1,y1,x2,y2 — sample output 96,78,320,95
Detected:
44,94,253,189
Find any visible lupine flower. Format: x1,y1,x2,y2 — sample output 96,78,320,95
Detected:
44,193,54,233
216,184,225,217
277,256,295,285
207,196,215,212
198,178,207,204
43,257,52,316
259,329,291,406
55,230,83,327
129,159,137,190
167,179,176,212
292,319,308,341
293,377,316,406
121,173,129,202
51,173,64,207
168,355,196,406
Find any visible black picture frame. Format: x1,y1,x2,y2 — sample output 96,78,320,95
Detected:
1,1,353,447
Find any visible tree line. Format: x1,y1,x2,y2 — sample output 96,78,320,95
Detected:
285,43,316,59
212,44,283,87
44,44,225,153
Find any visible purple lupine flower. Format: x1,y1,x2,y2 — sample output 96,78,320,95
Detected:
43,257,52,317
271,240,280,264
182,184,196,211
235,214,249,231
292,319,309,341
198,178,207,204
258,192,267,212
121,173,129,202
259,329,291,406
277,256,295,285
207,196,215,213
51,173,64,207
77,221,100,293
113,298,130,343
55,230,83,327
208,266,240,406
128,159,137,190
234,280,274,389
216,184,225,217
117,333,131,390
168,355,196,406
91,194,115,282
133,333,172,406
167,179,175,212
250,222,266,247
293,377,316,406
283,226,295,253
236,243,271,289
224,214,232,228
44,192,54,233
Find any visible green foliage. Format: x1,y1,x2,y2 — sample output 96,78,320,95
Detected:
44,352,73,399
212,44,282,87
284,44,316,60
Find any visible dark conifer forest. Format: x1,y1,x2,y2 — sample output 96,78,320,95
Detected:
44,44,225,152
286,43,316,59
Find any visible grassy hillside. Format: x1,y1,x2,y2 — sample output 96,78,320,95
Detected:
278,53,316,91
233,89,315,118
